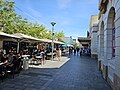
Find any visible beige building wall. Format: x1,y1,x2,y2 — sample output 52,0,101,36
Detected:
89,15,99,59
90,15,99,28
89,15,99,37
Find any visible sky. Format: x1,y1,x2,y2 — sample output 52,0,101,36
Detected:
13,0,99,39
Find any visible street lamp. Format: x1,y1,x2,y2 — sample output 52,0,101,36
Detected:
51,22,56,61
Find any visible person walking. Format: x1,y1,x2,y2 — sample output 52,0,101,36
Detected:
69,47,71,56
57,48,61,61
74,48,76,55
77,47,80,55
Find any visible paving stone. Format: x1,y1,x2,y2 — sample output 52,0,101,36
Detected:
1,55,112,90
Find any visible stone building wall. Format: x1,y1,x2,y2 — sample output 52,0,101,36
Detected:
91,24,98,59
98,0,120,89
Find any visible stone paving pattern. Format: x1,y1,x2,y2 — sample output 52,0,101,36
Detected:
0,55,112,90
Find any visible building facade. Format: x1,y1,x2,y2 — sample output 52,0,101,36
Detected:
89,15,99,59
98,0,120,89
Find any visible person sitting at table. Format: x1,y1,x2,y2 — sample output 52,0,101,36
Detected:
44,48,51,60
0,50,4,62
41,49,45,63
0,51,7,78
4,53,13,66
45,49,50,55
7,52,14,63
0,54,9,74
1,54,8,64
3,52,16,70
0,53,8,70
4,53,19,74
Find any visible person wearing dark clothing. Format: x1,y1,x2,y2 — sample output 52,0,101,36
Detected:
77,48,80,55
69,47,71,56
74,48,76,55
69,47,73,56
1,54,8,63
15,54,23,72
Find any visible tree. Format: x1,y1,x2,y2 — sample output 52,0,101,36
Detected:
1,0,65,41
54,31,64,41
1,0,18,33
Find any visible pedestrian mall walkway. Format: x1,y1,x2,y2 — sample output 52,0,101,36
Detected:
0,55,112,90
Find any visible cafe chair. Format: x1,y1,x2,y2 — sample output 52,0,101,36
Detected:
5,64,15,78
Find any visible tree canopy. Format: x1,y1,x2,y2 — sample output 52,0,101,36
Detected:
0,0,65,41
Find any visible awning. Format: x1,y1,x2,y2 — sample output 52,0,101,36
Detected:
0,32,65,44
0,32,20,39
78,37,91,46
78,37,91,42
12,33,42,42
54,41,65,44
39,39,52,43
38,39,64,44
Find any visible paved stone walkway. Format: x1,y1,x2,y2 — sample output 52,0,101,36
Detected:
0,55,112,90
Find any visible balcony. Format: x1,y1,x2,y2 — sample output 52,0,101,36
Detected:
98,0,109,19
99,0,108,13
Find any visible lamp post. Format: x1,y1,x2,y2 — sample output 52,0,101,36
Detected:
51,22,56,61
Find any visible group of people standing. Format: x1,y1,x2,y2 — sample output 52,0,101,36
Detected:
69,47,80,55
69,47,91,56
80,48,91,56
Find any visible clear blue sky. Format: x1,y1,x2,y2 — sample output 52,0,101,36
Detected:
13,0,99,38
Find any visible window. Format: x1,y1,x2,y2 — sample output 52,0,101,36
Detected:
112,27,115,57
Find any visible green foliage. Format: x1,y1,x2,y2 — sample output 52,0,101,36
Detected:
0,0,65,41
1,0,16,33
54,31,64,41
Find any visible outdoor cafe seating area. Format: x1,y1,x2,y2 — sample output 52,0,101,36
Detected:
0,32,65,82
0,48,59,81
